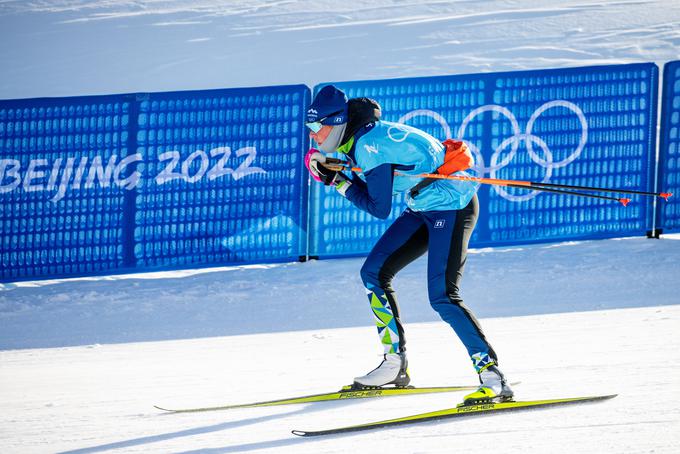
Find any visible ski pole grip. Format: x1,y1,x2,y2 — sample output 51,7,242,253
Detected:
324,157,349,171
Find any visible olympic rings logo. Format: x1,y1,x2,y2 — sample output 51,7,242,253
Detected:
397,101,588,201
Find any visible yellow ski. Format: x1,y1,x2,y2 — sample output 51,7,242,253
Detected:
292,394,617,436
154,384,478,413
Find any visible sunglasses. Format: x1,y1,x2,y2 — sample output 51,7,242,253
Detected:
305,110,343,133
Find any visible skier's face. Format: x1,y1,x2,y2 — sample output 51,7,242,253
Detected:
309,125,332,145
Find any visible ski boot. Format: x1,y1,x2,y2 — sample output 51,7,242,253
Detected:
352,353,410,389
462,364,514,405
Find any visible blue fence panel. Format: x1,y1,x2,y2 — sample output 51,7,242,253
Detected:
133,85,310,268
0,95,133,280
658,60,680,233
310,63,658,257
487,64,657,244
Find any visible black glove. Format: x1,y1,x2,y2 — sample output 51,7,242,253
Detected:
306,150,339,185
313,162,342,186
305,150,352,194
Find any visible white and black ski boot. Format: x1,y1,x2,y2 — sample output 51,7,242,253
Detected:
353,353,410,389
462,365,514,405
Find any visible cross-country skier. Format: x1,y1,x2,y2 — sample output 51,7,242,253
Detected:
304,85,513,404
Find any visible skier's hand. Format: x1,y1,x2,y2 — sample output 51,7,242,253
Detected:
315,163,343,186
305,148,341,185
305,148,326,183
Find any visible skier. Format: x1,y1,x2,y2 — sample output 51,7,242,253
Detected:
304,85,513,404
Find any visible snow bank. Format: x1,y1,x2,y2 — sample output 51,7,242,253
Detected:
2,235,679,350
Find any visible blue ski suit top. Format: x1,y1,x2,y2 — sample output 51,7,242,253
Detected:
339,120,479,218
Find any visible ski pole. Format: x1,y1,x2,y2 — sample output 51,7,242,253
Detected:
499,180,672,201
392,171,632,206
505,183,631,205
322,158,669,206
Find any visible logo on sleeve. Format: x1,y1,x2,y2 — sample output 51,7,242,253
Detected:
364,144,379,154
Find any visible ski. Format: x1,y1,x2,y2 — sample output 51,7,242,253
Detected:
154,384,479,413
291,394,617,436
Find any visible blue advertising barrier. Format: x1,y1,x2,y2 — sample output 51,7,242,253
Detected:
1,85,310,281
133,86,310,268
0,63,667,282
0,95,134,280
309,63,659,257
658,60,680,233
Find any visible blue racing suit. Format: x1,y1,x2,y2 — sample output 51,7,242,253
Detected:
337,120,497,373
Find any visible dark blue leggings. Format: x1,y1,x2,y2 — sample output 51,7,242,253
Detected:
360,195,497,371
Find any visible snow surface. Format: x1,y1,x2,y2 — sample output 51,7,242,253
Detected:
1,0,679,99
1,236,680,452
1,305,679,453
